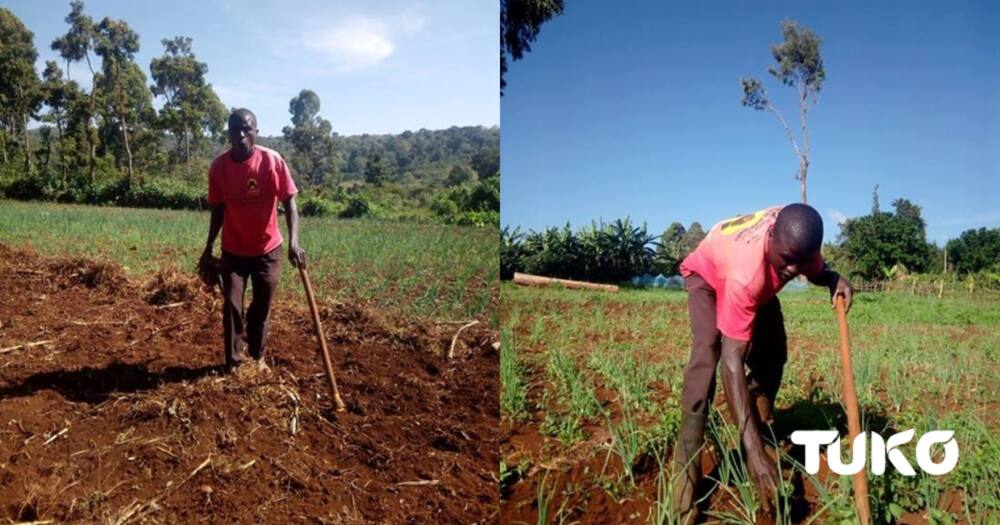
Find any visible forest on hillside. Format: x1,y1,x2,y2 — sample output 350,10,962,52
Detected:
0,3,499,225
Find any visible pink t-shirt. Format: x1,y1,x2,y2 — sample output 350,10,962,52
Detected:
207,146,298,257
680,206,824,341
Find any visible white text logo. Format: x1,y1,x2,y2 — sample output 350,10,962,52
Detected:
790,430,958,475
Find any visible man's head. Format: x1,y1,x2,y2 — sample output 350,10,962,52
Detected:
767,203,823,281
228,108,258,157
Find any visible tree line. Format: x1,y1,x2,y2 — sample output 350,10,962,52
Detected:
503,197,1000,287
0,3,499,225
500,219,706,283
827,191,1000,285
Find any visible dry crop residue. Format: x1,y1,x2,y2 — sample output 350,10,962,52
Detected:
0,245,498,524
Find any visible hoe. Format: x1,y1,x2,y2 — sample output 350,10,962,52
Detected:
835,294,871,524
297,265,347,412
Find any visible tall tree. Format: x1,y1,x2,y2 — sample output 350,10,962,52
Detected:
282,89,337,186
150,36,226,178
51,0,100,181
40,61,72,182
0,8,43,171
741,20,825,204
500,0,564,94
93,16,146,187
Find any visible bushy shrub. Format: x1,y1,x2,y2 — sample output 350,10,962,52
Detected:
339,195,376,218
80,177,129,206
454,210,500,227
299,194,339,217
0,162,62,201
430,188,463,220
431,174,499,227
126,177,205,209
76,177,204,209
2,173,53,200
467,174,499,210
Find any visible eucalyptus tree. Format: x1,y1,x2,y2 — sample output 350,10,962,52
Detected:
741,20,825,203
282,89,337,186
150,36,226,178
93,16,152,186
51,0,100,181
40,61,73,181
0,8,43,170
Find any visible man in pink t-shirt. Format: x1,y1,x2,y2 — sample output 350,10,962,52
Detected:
670,204,853,522
198,108,305,371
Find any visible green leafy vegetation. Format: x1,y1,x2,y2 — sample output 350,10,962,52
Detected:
0,4,498,225
504,195,1000,294
501,218,663,283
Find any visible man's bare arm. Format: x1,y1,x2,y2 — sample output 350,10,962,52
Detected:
202,204,224,258
720,335,780,501
196,204,224,286
283,196,306,268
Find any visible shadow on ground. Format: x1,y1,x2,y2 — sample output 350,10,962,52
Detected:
0,361,225,404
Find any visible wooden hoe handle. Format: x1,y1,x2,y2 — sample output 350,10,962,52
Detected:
298,266,346,412
836,294,870,525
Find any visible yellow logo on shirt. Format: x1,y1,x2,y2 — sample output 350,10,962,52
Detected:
246,177,260,197
720,209,767,236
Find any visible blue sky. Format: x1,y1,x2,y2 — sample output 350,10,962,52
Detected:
501,1,999,245
7,0,499,136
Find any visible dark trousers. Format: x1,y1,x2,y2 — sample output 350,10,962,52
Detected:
680,274,787,417
221,247,282,367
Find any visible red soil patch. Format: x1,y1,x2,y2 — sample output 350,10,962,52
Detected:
0,245,498,524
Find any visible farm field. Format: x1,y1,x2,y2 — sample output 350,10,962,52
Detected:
0,200,499,325
0,201,499,523
500,283,1000,524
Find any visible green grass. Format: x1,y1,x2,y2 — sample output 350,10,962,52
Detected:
501,282,1000,523
501,325,529,418
606,407,643,486
546,346,601,420
0,199,497,322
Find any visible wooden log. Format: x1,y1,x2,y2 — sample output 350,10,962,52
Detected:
513,272,619,293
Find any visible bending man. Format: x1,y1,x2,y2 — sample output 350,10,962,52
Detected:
671,204,853,522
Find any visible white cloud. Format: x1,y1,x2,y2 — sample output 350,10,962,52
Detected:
302,9,427,73
828,209,848,225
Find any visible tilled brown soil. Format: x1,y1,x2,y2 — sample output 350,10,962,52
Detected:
0,245,499,524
